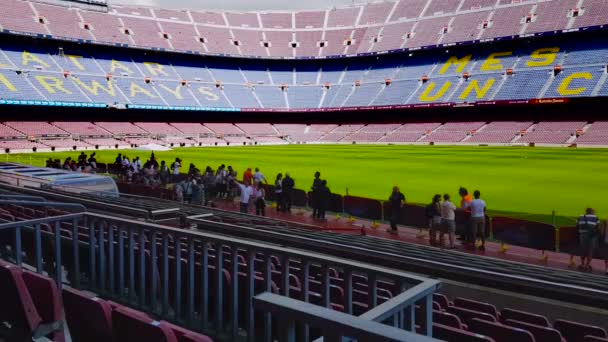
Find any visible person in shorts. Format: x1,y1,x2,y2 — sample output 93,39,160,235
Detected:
440,194,456,249
577,208,600,272
468,190,487,251
427,194,442,246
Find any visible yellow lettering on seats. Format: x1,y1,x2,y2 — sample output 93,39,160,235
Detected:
110,60,132,74
526,47,560,67
130,82,156,98
66,55,85,71
144,62,169,77
72,78,115,96
557,72,593,96
439,55,472,75
459,79,495,100
0,73,17,92
22,51,49,68
35,76,72,94
481,52,512,71
157,84,183,100
198,86,219,101
419,81,452,102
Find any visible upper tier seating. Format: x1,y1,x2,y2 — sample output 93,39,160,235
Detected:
0,0,604,59
0,37,606,109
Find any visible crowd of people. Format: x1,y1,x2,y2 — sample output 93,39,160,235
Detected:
388,186,486,250
44,152,606,274
46,152,98,173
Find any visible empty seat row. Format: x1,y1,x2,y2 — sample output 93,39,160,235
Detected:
430,293,608,342
63,287,212,342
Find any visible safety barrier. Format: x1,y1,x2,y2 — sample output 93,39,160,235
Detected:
492,216,556,251
114,181,602,254
0,210,441,341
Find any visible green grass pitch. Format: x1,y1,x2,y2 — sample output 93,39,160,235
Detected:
5,144,608,225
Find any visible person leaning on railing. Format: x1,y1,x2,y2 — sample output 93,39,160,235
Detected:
576,208,600,272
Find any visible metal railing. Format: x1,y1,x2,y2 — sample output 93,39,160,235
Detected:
0,208,440,341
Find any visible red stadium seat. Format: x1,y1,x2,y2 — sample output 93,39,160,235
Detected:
505,319,565,342
469,318,535,342
433,323,495,342
433,293,451,309
0,263,43,341
62,287,113,342
500,308,550,327
554,319,608,342
160,321,213,342
434,310,465,329
112,306,178,342
447,306,497,327
585,336,608,342
454,297,498,318
21,271,64,342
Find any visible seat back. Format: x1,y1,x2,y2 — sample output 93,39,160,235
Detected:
454,297,498,318
160,321,213,342
433,293,450,309
554,319,608,342
505,319,564,342
447,306,497,326
21,271,64,341
433,323,495,342
0,263,42,340
62,287,113,342
501,308,549,327
584,336,608,342
434,310,464,329
469,318,535,342
113,306,178,342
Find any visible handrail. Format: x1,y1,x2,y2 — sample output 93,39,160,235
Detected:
0,194,47,202
0,212,83,230
0,183,150,215
189,216,608,296
0,200,86,212
86,212,431,283
254,293,437,342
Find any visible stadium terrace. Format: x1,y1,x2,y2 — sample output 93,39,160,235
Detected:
0,38,607,110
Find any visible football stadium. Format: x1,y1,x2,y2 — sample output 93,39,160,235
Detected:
0,0,608,340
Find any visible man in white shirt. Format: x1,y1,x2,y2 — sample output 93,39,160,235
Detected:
440,194,456,249
172,158,181,183
468,190,487,251
253,167,267,184
236,180,253,214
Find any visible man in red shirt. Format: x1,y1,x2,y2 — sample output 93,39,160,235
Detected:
459,187,473,248
243,167,253,184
